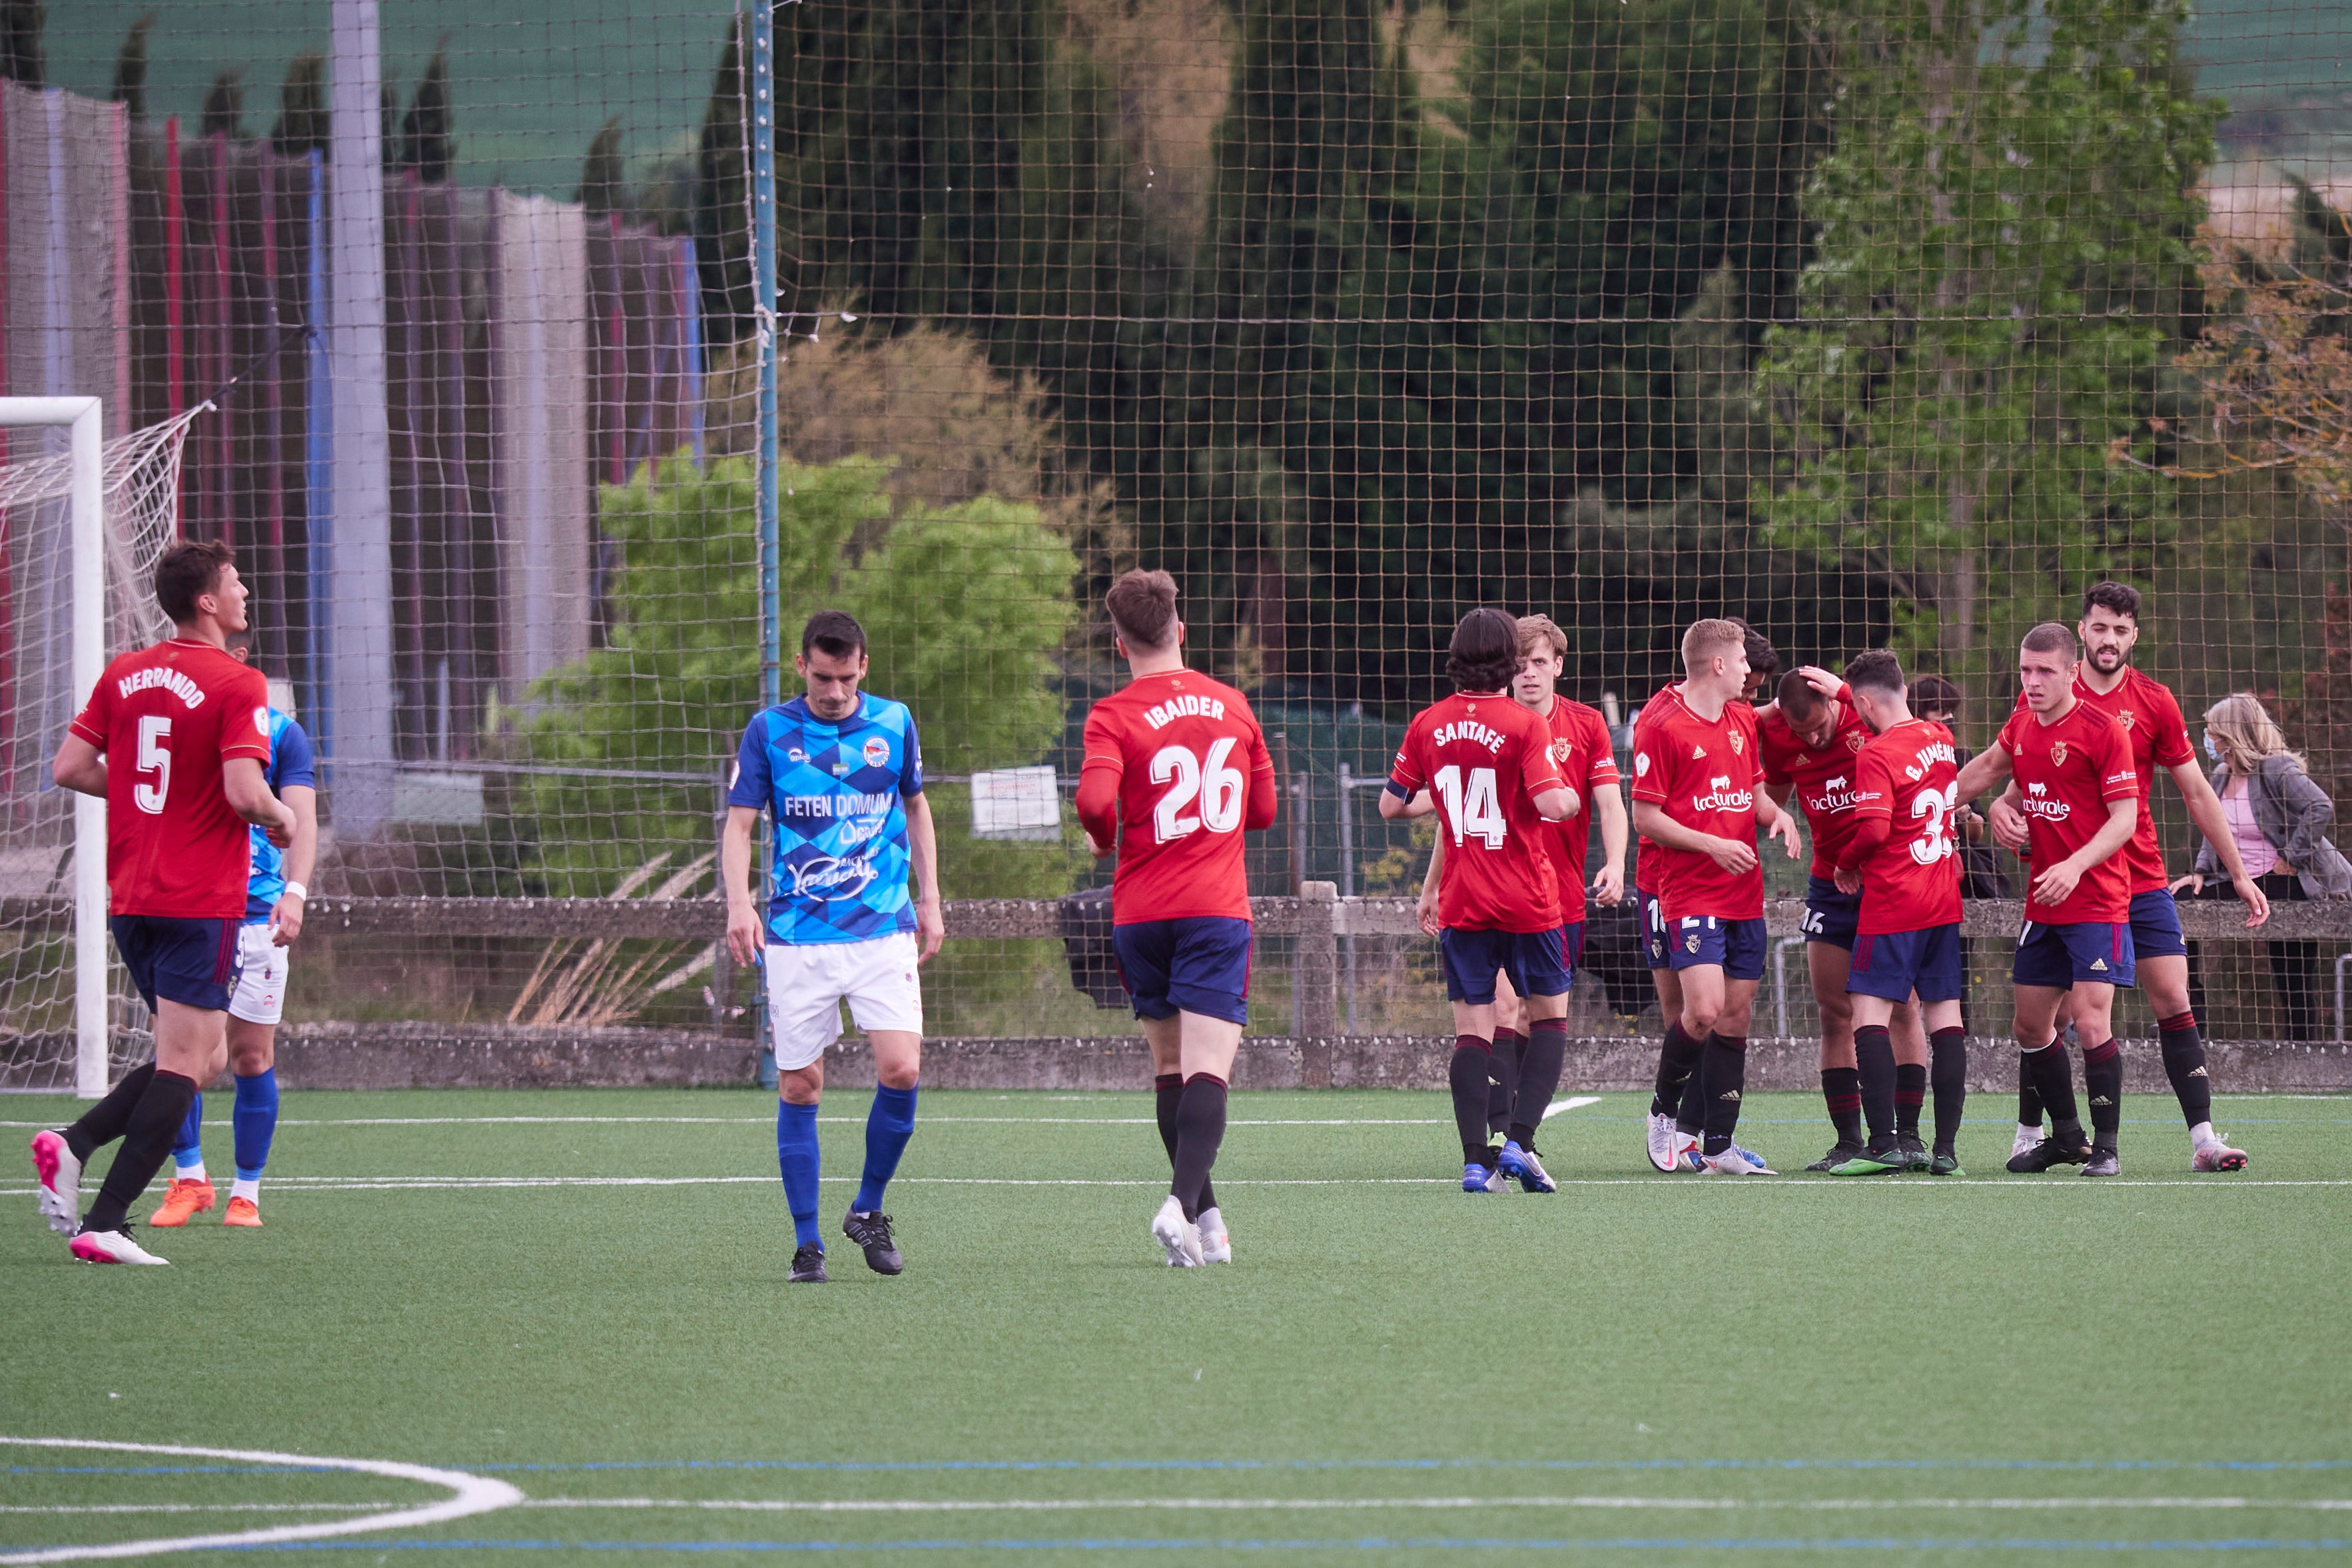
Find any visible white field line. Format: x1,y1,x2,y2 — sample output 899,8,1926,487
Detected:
517,1495,2352,1515
0,1117,1453,1129
1542,1096,1605,1120
0,1505,393,1516
0,1439,522,1566
7,1174,2349,1197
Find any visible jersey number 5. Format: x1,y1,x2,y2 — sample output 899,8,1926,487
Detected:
133,715,172,816
1433,765,1506,849
1150,738,1245,843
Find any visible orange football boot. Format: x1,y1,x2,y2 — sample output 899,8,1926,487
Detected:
222,1196,262,1228
147,1177,215,1228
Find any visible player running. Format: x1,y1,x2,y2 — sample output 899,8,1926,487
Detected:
1413,615,1626,1149
1077,570,1278,1267
1989,583,2271,1171
33,540,296,1264
1954,622,2141,1177
1761,667,1928,1171
1826,652,1970,1175
1383,607,1579,1194
151,635,317,1229
1631,618,1802,1176
723,610,943,1284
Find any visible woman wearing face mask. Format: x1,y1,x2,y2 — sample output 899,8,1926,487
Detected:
2171,693,2352,1040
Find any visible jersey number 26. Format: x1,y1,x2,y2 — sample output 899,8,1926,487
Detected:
1150,738,1245,843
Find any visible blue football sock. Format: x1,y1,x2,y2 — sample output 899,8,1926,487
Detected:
173,1092,204,1170
855,1082,918,1212
776,1100,823,1248
232,1069,278,1182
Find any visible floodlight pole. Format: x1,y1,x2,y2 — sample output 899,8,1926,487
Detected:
750,0,782,1087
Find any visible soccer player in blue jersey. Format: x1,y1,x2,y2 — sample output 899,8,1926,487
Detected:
723,610,944,1284
151,634,316,1230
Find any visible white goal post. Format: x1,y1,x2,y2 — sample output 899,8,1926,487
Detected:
1,396,107,1096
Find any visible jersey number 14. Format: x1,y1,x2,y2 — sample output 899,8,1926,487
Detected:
1150,738,1246,843
1434,765,1506,849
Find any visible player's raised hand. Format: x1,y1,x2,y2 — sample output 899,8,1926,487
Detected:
1705,835,1759,875
2031,856,2086,909
2230,871,2273,929
915,894,945,963
1988,796,2031,852
1797,664,1843,701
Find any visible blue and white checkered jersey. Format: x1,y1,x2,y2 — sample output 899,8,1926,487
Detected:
245,710,316,923
728,693,925,946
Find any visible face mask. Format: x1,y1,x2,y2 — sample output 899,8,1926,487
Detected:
2203,732,2221,764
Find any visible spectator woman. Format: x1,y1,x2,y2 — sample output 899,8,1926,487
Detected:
2173,692,2352,1040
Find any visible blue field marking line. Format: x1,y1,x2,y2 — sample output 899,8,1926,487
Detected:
204,1533,2352,1553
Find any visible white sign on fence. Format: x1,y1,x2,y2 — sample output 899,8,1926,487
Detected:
969,766,1062,841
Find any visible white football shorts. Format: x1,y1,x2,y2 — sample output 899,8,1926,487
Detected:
228,919,291,1026
761,931,924,1071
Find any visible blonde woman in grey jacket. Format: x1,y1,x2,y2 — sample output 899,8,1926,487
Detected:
2173,693,2352,1040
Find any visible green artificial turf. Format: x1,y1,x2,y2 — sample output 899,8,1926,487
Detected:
3,1087,2349,1565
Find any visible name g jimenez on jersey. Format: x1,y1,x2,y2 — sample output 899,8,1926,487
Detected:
728,692,925,945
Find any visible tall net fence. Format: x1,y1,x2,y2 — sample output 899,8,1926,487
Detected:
2,0,2349,1080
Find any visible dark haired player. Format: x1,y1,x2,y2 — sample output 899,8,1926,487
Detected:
1990,583,2270,1171
34,540,296,1264
1631,618,1802,1176
1828,651,1970,1175
152,635,317,1228
1385,608,1579,1194
1955,622,2141,1176
725,610,943,1284
1078,570,1277,1266
1760,667,1928,1169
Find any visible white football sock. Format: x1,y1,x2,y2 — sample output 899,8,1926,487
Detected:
230,1177,260,1204
175,1159,206,1184
2189,1120,2218,1151
1197,1205,1224,1236
2016,1122,2040,1143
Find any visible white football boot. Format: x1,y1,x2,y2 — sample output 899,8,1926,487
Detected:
1645,1112,1683,1172
1196,1206,1232,1264
69,1227,169,1265
31,1130,81,1237
1150,1194,1204,1268
1701,1145,1776,1175
2012,1122,2044,1163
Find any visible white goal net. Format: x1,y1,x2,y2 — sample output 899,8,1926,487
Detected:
1,400,206,1093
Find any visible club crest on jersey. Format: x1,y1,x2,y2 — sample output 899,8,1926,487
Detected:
253,707,270,737
1635,752,1652,777
2050,740,2069,767
2118,709,2136,730
1685,934,1701,953
1845,732,1865,753
1551,739,1572,763
862,737,891,768
1729,732,1745,755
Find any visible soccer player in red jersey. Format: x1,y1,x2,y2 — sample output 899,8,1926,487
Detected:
1077,571,1277,1266
1955,622,2142,1176
1826,651,1970,1175
1383,608,1579,1194
33,540,296,1264
1989,584,2270,1171
1415,615,1626,1152
1630,619,1801,1175
1761,667,1928,1171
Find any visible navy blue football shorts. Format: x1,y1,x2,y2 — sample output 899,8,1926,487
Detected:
1847,924,1966,1004
2012,919,2136,990
1667,913,1768,981
1441,926,1573,1005
1640,891,1671,971
2128,889,2188,962
1802,873,1862,951
1114,916,1253,1024
110,914,244,1013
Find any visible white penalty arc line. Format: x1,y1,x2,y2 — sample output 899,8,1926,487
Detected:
518,1495,2352,1515
1543,1096,1605,1120
0,1439,523,1565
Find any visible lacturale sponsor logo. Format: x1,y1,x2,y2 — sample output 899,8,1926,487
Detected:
2022,781,2071,821
1804,775,1863,815
1691,776,1753,813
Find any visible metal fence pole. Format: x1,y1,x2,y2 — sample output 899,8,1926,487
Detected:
750,0,780,1090
1337,762,1356,1034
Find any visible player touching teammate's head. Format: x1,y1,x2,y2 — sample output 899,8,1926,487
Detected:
1844,649,1906,701
154,538,244,631
1105,569,1182,654
1775,668,1826,722
1446,607,1519,692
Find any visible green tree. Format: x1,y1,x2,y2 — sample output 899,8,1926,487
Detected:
520,454,1077,898
1758,0,2221,687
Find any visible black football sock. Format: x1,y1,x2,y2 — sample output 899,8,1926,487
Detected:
2156,1010,2212,1130
1675,1062,1707,1136
1699,1034,1747,1156
1155,1072,1216,1216
1451,1036,1495,1164
80,1069,198,1234
1821,1066,1864,1147
1170,1074,1228,1223
1894,1062,1928,1140
1853,1025,1896,1151
1929,1027,1968,1152
1507,1018,1568,1148
2018,1074,2044,1130
1650,1021,1702,1122
63,1060,157,1163
2082,1037,2124,1150
1487,1028,1524,1138
2021,1042,2083,1142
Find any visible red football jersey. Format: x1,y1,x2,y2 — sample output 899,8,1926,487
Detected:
1077,669,1277,925
69,637,272,919
1533,695,1621,917
2070,668,2195,894
1631,690,1766,923
1848,719,1963,935
1759,699,1875,879
1389,691,1567,933
1998,699,2139,925
1631,682,1683,895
